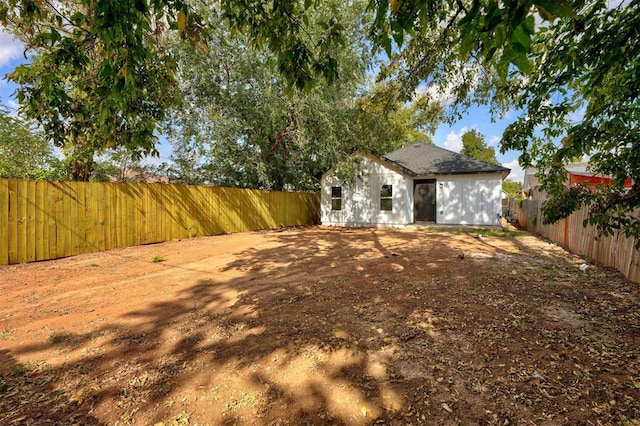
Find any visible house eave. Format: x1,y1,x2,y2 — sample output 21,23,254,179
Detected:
320,149,417,180
321,149,510,181
412,170,510,180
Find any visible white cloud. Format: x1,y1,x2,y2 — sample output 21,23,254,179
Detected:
488,135,501,147
567,106,586,125
4,98,20,117
503,159,524,184
6,98,19,110
413,61,482,107
499,108,515,120
143,154,168,166
419,83,457,107
0,28,24,68
443,126,470,152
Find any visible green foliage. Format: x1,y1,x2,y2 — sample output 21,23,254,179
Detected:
460,129,499,165
10,361,43,376
455,228,524,238
369,0,558,80
166,4,437,190
0,377,9,393
1,0,206,181
541,185,586,225
502,179,523,197
49,333,70,345
219,0,344,90
160,140,209,186
4,0,636,244
500,0,640,245
356,82,441,152
0,108,65,180
91,147,158,182
367,0,640,245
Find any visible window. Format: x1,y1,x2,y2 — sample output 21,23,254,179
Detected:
331,186,342,210
380,184,392,211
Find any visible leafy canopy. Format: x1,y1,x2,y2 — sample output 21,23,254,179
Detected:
498,0,640,244
91,147,159,183
369,0,640,245
460,129,499,166
0,107,65,180
502,179,523,198
165,3,438,190
1,0,206,180
3,0,639,245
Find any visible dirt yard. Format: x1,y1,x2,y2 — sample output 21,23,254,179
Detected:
1,226,639,425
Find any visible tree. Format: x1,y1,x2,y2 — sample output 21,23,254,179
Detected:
166,3,437,190
1,0,207,180
361,0,640,246
502,179,523,197
460,129,499,165
159,140,211,186
5,0,638,242
91,147,159,182
370,0,640,246
0,108,65,180
220,0,551,90
0,0,539,181
499,1,640,245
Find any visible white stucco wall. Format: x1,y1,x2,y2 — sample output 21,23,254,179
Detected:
435,174,503,225
321,156,411,227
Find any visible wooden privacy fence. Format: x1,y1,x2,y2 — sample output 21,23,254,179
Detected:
0,179,320,265
509,199,640,282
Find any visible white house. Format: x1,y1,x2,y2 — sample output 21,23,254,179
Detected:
320,143,510,227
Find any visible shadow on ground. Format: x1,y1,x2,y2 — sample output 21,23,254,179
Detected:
1,227,639,425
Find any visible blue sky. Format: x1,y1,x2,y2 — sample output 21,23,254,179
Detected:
433,111,523,182
0,28,524,183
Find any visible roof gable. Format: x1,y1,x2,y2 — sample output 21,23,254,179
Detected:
320,149,415,180
384,143,510,176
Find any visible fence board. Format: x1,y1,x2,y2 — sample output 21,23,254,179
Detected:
0,180,8,265
8,180,18,264
17,180,29,263
48,183,59,260
511,198,639,283
1,179,319,265
25,180,37,262
49,183,66,258
84,182,96,253
95,183,106,252
117,185,127,248
34,181,46,261
103,183,113,250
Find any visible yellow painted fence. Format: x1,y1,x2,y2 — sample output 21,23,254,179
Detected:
509,198,640,283
0,179,320,265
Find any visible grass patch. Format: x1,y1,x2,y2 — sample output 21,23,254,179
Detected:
455,228,525,238
0,328,16,340
49,333,72,345
11,361,43,377
152,255,165,263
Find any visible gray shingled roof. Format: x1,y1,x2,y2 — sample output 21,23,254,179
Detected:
383,143,510,176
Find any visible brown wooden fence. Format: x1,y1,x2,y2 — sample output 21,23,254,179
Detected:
0,179,320,265
509,199,640,282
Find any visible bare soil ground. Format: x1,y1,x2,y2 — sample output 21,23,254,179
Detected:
0,226,639,425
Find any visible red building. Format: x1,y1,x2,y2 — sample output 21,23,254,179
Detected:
524,162,633,200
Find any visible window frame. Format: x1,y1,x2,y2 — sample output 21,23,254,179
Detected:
380,184,393,211
330,186,342,211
